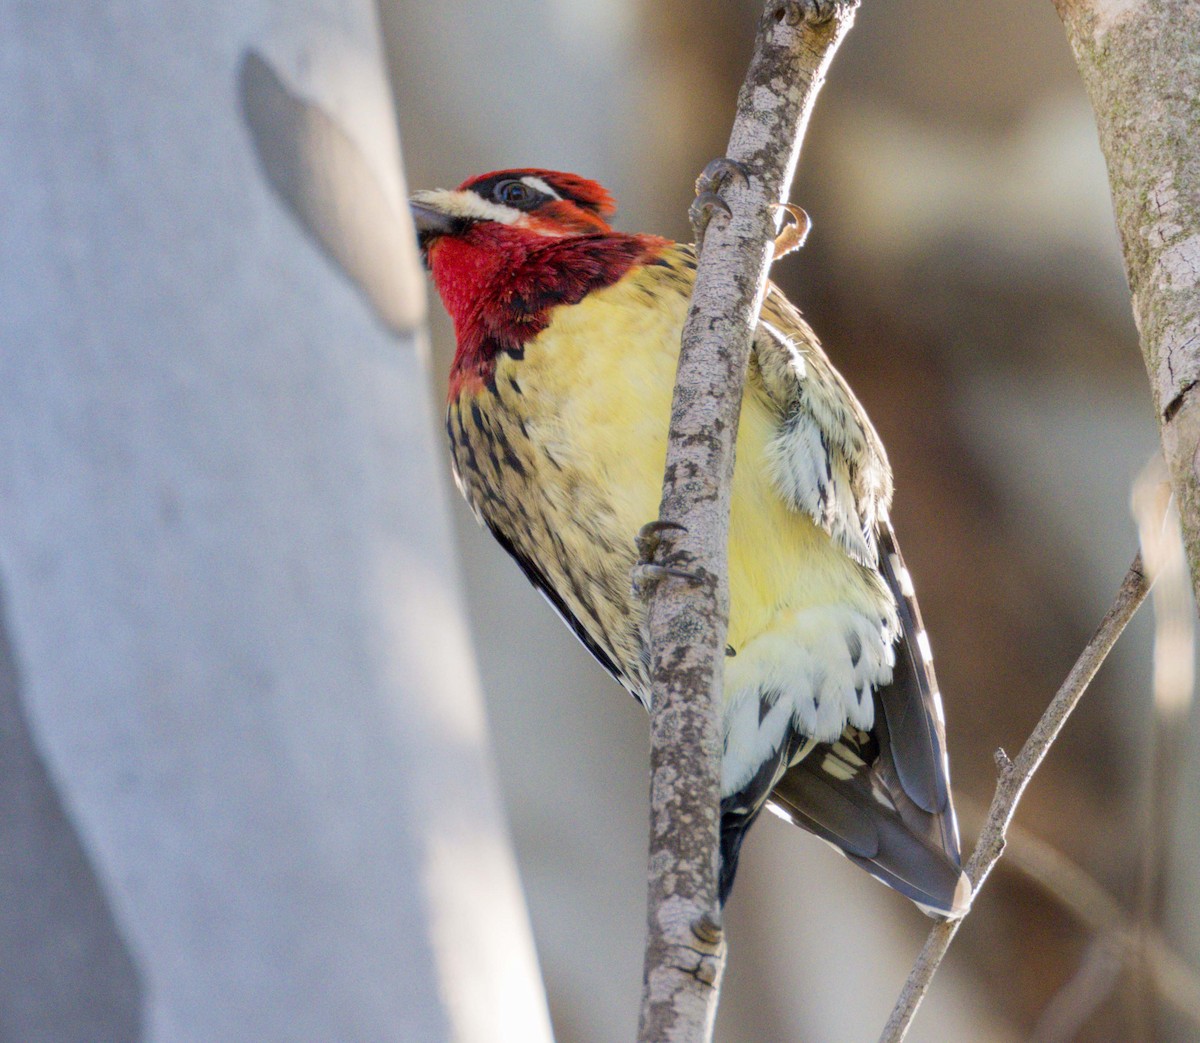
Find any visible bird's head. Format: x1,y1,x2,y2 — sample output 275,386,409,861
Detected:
411,169,667,398
410,169,617,266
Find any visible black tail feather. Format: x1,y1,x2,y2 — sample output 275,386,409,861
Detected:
718,692,968,916
769,724,968,916
718,801,761,905
715,522,966,915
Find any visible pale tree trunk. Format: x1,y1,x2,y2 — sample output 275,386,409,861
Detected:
0,2,551,1040
878,2,1200,1036
1051,0,1200,605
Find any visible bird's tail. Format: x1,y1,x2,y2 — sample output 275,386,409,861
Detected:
767,712,970,918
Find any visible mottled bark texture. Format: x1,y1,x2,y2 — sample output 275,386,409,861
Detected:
1052,0,1200,604
636,3,860,1040
879,556,1152,1043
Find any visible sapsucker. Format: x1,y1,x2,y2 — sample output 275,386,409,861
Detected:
411,169,969,917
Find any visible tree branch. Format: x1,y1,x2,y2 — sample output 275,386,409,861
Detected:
1050,0,1200,608
878,553,1152,1043
635,2,860,1039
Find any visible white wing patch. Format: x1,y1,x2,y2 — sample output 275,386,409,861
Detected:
759,320,807,379
758,324,883,568
754,310,889,568
721,604,897,795
765,408,876,566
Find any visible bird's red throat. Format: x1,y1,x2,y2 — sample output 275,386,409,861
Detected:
428,223,668,400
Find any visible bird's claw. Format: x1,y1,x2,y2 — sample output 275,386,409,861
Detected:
691,913,724,947
771,202,811,260
631,562,703,598
770,0,839,26
690,158,752,249
636,519,689,561
632,520,701,597
689,191,732,246
696,157,751,197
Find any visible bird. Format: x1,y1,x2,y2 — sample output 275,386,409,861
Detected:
410,168,970,917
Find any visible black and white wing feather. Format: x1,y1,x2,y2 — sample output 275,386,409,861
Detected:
725,278,969,917
768,521,968,917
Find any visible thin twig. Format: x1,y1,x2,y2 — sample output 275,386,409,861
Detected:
635,2,860,1040
878,553,1152,1043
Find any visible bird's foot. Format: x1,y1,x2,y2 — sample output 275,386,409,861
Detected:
632,563,703,596
688,192,731,249
632,520,702,597
696,157,751,196
636,519,688,561
691,912,724,947
769,0,839,26
771,202,811,260
689,158,752,248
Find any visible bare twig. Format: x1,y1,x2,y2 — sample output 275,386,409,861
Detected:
1051,1,1200,609
635,2,860,1039
878,553,1152,1043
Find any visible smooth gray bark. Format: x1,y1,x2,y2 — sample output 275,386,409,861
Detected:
1051,0,1200,607
0,2,550,1040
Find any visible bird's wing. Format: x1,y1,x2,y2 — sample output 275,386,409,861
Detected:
749,277,893,568
704,259,965,912
766,520,968,916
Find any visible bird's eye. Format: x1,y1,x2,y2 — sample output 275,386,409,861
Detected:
495,180,534,207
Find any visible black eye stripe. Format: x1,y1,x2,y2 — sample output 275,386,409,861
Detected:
495,179,535,206
468,174,550,211
462,172,609,218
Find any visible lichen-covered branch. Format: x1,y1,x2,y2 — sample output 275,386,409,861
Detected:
1052,0,1200,606
635,3,860,1040
878,555,1152,1043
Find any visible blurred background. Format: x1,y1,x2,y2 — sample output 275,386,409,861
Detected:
384,0,1198,1040
3,0,1196,1041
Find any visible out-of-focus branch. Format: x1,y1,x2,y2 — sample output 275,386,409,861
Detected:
1051,1,1200,609
954,799,1200,1031
1130,456,1195,1035
878,554,1153,1043
635,3,860,1040
1031,938,1125,1043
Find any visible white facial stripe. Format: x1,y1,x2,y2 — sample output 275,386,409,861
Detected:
410,188,520,226
520,175,562,200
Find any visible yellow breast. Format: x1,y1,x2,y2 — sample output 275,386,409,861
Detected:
491,255,875,670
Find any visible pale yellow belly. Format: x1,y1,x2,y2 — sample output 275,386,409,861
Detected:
501,276,875,663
